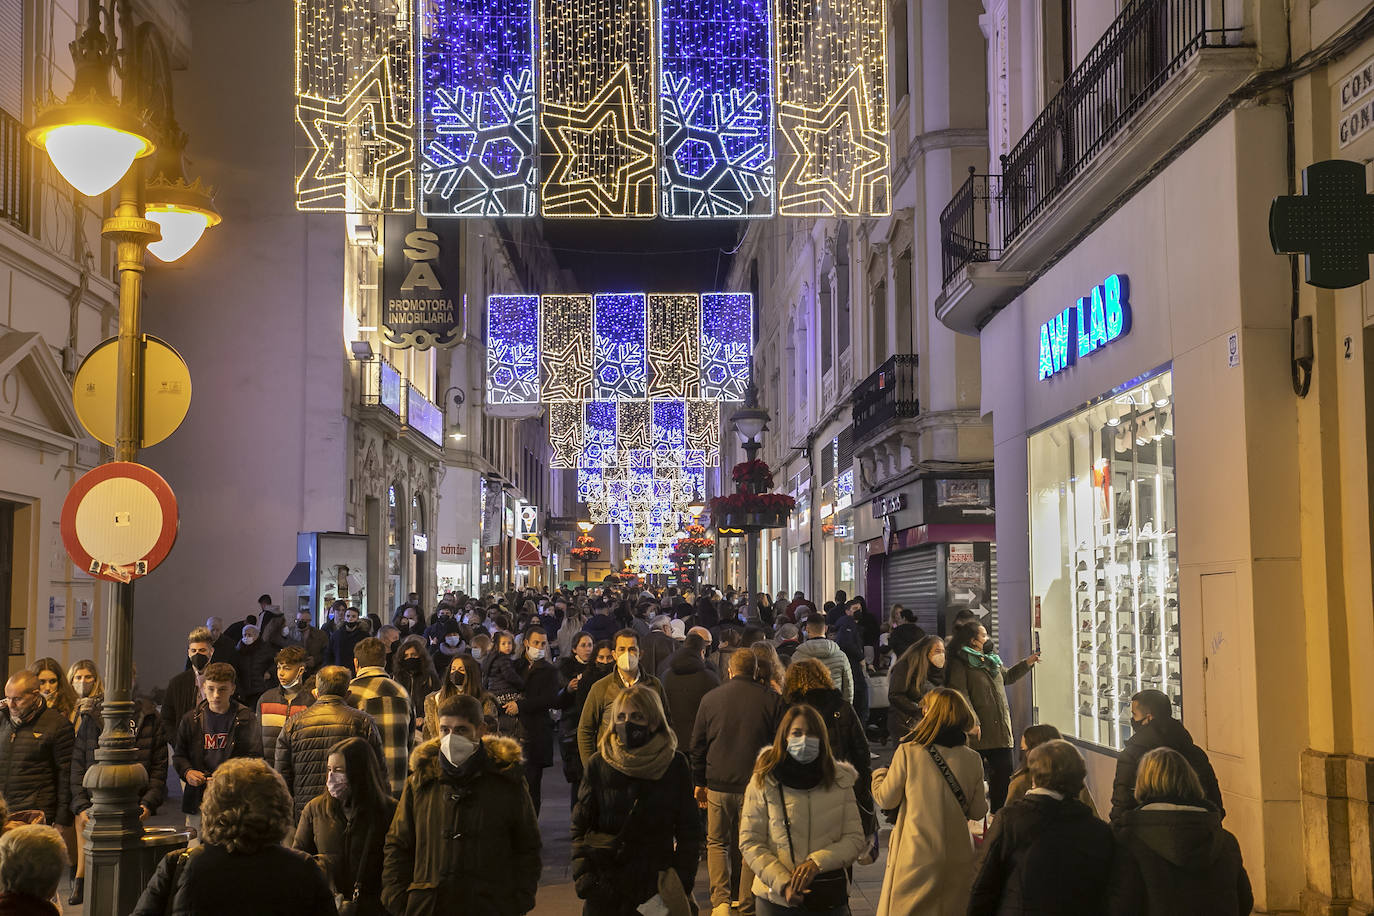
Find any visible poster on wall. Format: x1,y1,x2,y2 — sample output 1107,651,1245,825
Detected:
481,479,503,547
72,599,92,638
47,597,66,634
946,543,990,621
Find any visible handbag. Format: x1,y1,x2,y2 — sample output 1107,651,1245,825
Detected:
777,784,849,912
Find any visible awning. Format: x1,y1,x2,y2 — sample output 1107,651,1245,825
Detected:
515,539,542,567
283,561,311,587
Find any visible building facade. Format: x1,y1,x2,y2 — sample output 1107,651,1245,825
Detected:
938,0,1373,912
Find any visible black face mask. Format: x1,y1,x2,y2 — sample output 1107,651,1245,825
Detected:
400,657,421,673
450,670,467,686
190,654,209,672
297,619,310,630
614,722,651,748
344,621,359,630
595,662,614,675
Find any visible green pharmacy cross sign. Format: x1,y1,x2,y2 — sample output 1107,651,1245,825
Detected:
1270,159,1374,290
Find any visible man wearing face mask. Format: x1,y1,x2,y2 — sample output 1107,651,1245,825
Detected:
576,629,670,766
330,607,371,673
691,648,785,916
508,626,559,814
274,609,330,677
159,626,217,744
232,624,275,709
257,646,315,766
0,671,74,831
275,666,382,821
382,694,540,916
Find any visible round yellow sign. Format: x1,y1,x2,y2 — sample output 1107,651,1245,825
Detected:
72,335,192,448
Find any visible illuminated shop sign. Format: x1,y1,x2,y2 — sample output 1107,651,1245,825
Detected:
1037,274,1131,381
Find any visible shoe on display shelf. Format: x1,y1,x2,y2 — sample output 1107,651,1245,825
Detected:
1095,639,1111,653
1076,560,1088,571
1079,661,1090,673
1080,701,1092,716
1138,522,1155,539
1099,706,1112,718
1169,644,1181,658
1080,640,1093,652
1168,620,1180,634
1168,671,1182,682
1078,580,1089,591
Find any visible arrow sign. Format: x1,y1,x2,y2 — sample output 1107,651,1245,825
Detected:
962,507,995,516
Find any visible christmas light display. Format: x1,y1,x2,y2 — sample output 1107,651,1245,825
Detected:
294,0,414,212
652,399,687,466
700,293,752,400
647,294,700,398
687,398,721,465
659,0,773,218
418,0,537,215
540,295,595,401
593,293,649,400
617,400,653,466
773,0,889,215
538,0,658,217
583,400,619,467
549,401,583,468
486,294,540,404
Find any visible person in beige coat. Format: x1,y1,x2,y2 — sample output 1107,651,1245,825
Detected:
871,687,989,916
739,705,867,915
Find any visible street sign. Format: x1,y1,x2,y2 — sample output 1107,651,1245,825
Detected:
72,335,192,448
1270,159,1374,289
60,462,179,583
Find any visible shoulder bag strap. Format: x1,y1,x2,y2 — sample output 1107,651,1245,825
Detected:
775,782,797,865
925,744,970,818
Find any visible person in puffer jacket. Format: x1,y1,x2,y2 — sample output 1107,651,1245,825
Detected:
0,671,74,828
1107,747,1253,916
382,694,540,916
739,704,866,914
791,618,854,703
275,666,382,821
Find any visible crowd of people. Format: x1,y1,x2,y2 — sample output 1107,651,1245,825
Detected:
0,585,1252,916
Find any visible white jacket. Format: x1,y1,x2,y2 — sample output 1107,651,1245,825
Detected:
739,759,867,906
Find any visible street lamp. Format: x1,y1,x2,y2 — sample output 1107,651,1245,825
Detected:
730,387,771,601
28,3,220,913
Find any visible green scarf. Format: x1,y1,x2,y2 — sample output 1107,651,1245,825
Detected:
961,645,1003,670
599,727,677,780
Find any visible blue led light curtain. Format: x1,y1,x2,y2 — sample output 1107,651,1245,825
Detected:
593,293,649,400
659,0,773,218
583,401,620,467
700,293,752,400
418,0,537,215
486,294,540,403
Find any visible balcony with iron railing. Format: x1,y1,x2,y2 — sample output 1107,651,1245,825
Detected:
0,109,33,233
936,0,1251,334
852,354,919,444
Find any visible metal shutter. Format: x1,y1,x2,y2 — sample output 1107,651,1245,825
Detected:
837,425,854,467
884,546,939,636
0,0,20,118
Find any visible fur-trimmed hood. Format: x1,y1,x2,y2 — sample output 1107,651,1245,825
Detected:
407,734,524,786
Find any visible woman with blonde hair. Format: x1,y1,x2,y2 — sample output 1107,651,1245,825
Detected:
751,643,785,693
739,705,865,915
1107,747,1253,915
131,758,336,915
571,684,700,915
871,687,989,916
782,659,875,845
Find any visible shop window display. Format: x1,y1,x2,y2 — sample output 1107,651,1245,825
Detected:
1029,371,1179,751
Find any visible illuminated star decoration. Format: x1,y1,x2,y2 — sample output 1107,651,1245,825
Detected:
540,295,595,401
647,293,701,397
297,54,415,212
419,0,537,216
776,66,889,215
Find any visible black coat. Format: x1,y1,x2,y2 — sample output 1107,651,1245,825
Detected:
512,656,560,768
789,687,874,833
1110,717,1224,823
554,657,601,742
234,640,277,701
0,705,73,826
131,842,337,916
71,698,167,815
660,648,719,752
275,696,383,819
968,793,1114,915
582,613,620,644
171,702,262,814
640,631,676,681
571,751,702,915
160,669,202,745
294,793,397,909
1106,805,1253,916
330,625,369,671
888,622,925,663
690,677,784,794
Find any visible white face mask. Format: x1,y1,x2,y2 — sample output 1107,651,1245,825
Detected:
73,681,90,698
617,651,639,673
444,635,462,647
787,735,821,764
527,646,546,662
440,733,478,767
242,635,257,645
471,648,484,661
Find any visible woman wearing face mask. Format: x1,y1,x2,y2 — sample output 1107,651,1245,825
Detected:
31,658,76,723
66,659,167,905
739,705,866,916
944,621,1040,813
422,655,497,740
233,624,275,709
571,685,701,915
555,632,598,804
293,736,396,916
392,636,439,738
888,635,947,741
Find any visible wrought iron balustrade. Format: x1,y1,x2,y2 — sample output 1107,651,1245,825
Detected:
940,170,1001,286
852,354,919,443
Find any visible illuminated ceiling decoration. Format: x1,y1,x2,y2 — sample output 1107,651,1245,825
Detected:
700,293,752,400
549,401,583,468
652,399,687,467
540,295,595,401
773,0,888,216
647,294,700,398
539,0,658,218
617,400,653,467
418,0,537,215
295,0,414,212
583,401,620,467
593,293,649,400
686,398,720,465
659,0,773,218
486,294,540,403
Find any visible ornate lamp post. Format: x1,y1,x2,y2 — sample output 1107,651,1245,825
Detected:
730,390,771,600
27,3,220,913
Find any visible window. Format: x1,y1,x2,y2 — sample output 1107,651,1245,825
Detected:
1029,371,1179,751
890,0,909,101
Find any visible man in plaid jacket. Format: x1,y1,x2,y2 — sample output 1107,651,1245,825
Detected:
347,636,413,795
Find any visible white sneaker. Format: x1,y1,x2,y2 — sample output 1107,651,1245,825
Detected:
712,905,732,916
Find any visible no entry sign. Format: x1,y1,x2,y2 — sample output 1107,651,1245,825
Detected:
60,462,179,583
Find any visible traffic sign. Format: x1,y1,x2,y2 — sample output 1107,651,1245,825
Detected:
72,335,192,448
60,462,179,583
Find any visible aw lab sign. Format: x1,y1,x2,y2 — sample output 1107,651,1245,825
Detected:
1038,274,1132,381
382,214,465,350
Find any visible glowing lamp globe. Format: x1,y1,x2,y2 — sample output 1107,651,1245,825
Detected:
144,176,221,263
28,99,155,197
